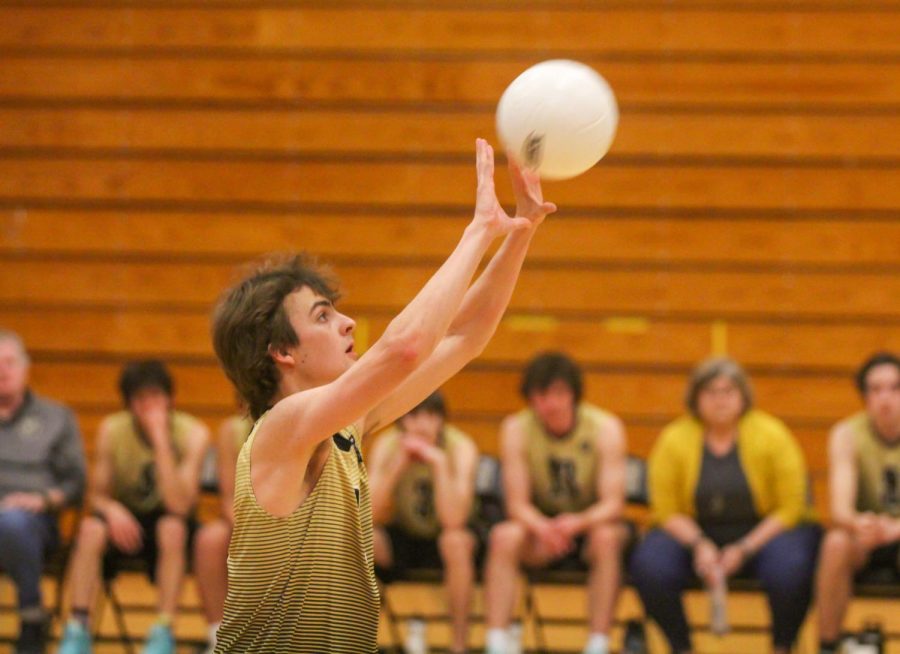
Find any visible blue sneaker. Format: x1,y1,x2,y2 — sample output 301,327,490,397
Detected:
57,621,91,654
141,624,175,654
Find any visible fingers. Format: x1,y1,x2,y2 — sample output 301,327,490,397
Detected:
476,138,495,186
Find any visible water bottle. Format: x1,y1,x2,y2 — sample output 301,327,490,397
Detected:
708,568,729,636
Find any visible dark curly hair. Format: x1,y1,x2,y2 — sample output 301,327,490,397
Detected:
519,351,583,404
211,254,340,420
855,351,900,396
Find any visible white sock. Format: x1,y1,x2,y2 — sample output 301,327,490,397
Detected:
485,628,508,653
583,632,610,654
207,622,220,644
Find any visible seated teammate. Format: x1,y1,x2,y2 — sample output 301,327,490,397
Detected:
59,360,209,654
816,352,900,654
192,411,253,654
369,391,479,654
483,352,628,654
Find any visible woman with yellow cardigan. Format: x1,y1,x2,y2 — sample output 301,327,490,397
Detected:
628,358,820,654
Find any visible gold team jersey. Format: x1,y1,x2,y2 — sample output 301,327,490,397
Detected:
106,410,198,515
215,416,380,653
849,411,900,517
225,414,254,451
521,403,612,516
380,424,475,539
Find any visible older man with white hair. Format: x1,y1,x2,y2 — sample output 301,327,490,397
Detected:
0,330,86,654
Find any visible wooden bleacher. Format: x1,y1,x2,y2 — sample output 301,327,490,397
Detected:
1,0,899,650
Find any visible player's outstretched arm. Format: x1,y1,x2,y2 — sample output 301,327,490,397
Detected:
263,140,530,453
363,153,556,434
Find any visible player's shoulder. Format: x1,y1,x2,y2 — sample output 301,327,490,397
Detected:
830,411,867,445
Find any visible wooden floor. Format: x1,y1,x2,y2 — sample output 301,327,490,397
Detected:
2,574,899,653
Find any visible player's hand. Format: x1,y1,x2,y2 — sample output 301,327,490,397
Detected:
134,398,170,448
719,543,745,577
876,515,900,545
1,492,47,513
534,519,573,558
693,538,720,584
853,512,884,550
552,512,586,540
472,138,533,239
402,437,446,468
105,503,143,554
508,153,557,226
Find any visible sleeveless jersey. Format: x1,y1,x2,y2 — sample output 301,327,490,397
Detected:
521,403,611,516
225,414,254,451
382,424,474,539
106,410,198,515
849,412,900,516
214,417,380,653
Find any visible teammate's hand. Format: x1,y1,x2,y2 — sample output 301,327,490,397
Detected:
402,437,446,468
508,153,557,226
853,512,884,550
105,503,143,554
552,512,586,540
135,397,170,448
534,519,573,558
1,492,46,513
878,516,900,543
471,139,533,239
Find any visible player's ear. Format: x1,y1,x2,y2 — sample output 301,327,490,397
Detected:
268,343,295,367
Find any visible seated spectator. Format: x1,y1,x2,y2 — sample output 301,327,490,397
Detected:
193,412,253,654
816,352,900,654
0,330,86,654
629,357,820,654
483,352,628,654
58,360,209,654
368,391,479,654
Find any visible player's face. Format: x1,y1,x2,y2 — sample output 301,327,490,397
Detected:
128,386,171,418
697,375,744,430
529,379,577,437
0,339,28,401
283,286,357,387
399,410,443,445
864,363,900,432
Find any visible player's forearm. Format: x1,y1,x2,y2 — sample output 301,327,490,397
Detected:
508,500,548,533
579,496,624,530
432,466,472,529
370,484,397,525
829,496,859,530
382,225,493,365
448,228,535,346
369,459,406,525
153,446,194,515
90,493,120,517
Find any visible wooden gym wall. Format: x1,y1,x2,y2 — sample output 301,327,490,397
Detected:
1,1,899,515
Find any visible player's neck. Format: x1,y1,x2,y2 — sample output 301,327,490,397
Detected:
870,414,900,443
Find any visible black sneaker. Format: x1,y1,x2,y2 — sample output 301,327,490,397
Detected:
622,619,648,654
15,616,49,654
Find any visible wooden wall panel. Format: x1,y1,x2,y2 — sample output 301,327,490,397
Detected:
2,58,899,108
4,259,900,319
4,210,900,267
1,8,898,54
2,158,898,210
